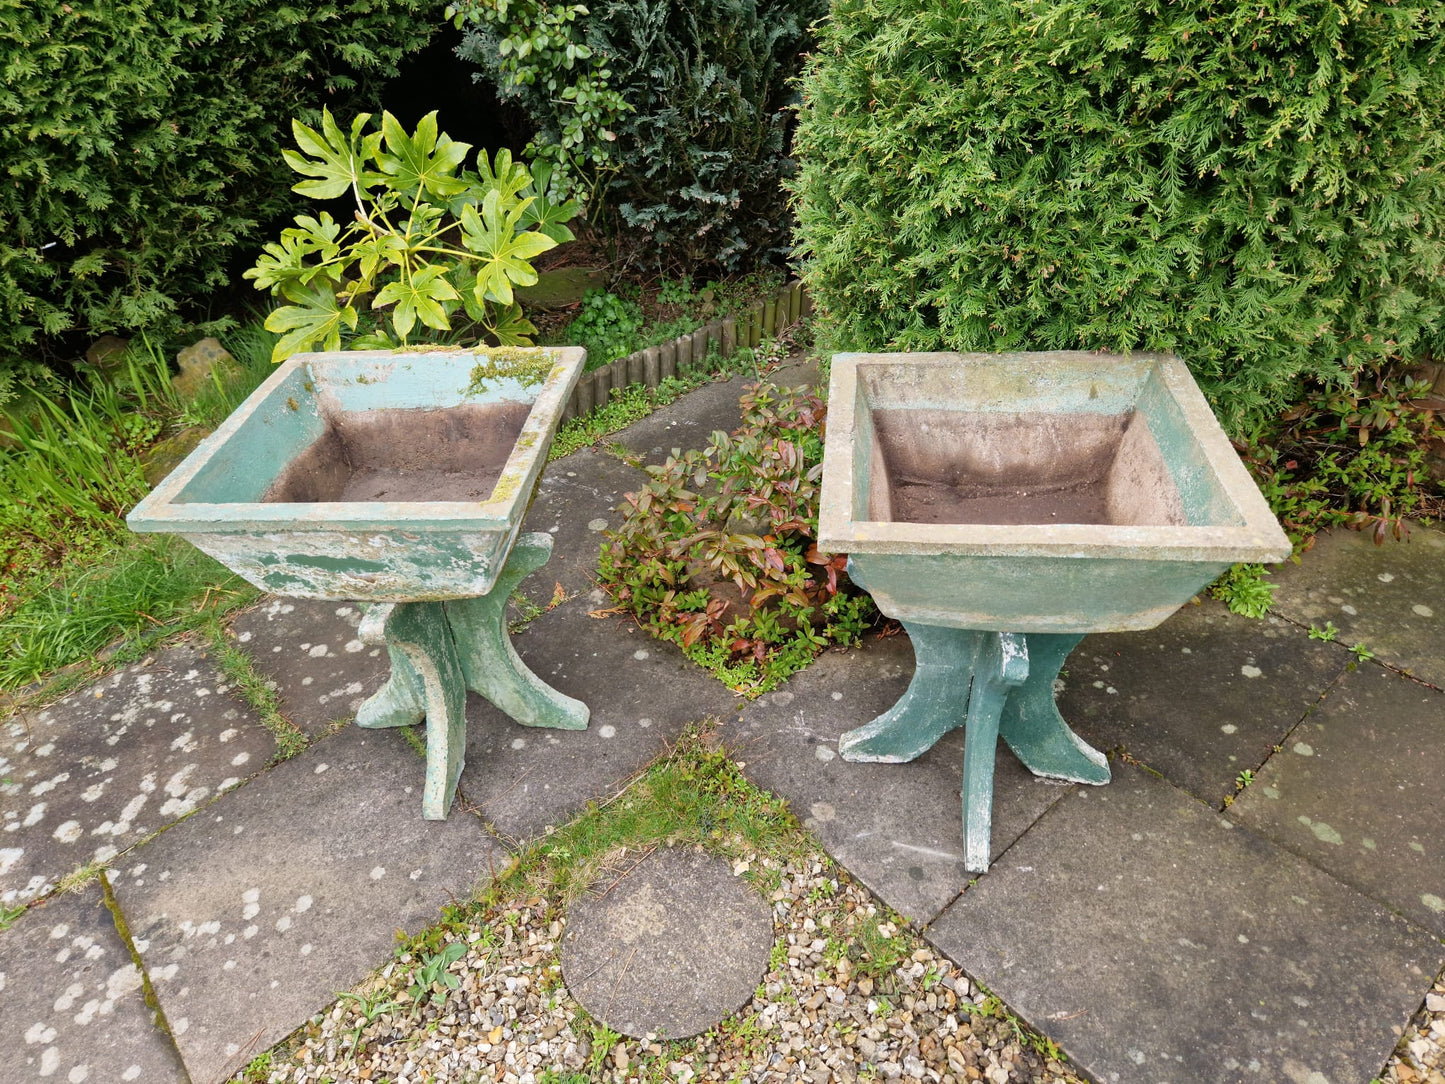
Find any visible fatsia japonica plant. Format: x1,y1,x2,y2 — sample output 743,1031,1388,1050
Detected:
245,108,578,362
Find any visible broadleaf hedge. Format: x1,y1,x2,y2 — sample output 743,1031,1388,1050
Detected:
791,0,1445,431
0,0,436,384
458,0,826,271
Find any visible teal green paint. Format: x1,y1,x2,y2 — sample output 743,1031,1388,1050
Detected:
838,620,1107,872
286,554,389,574
848,551,1223,633
178,366,325,503
354,533,588,819
1136,371,1244,528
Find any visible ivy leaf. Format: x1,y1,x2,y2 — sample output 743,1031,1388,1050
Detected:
283,110,381,201
263,279,359,362
375,110,470,201
460,189,556,306
373,263,460,340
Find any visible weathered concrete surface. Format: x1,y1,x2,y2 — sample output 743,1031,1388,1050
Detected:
0,882,186,1083
109,725,500,1084
559,847,774,1039
1231,663,1445,938
517,447,645,606
1,644,274,906
610,359,822,469
1059,599,1352,806
928,762,1444,1084
1270,525,1445,688
458,598,736,841
733,633,1071,925
227,597,390,735
610,372,758,467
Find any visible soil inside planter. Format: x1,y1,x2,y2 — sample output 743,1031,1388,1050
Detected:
869,408,1186,527
265,402,533,504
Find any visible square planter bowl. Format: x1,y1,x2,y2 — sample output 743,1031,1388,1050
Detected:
128,347,590,818
818,350,1291,869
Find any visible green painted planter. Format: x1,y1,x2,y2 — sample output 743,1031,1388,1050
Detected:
128,347,590,818
818,351,1291,870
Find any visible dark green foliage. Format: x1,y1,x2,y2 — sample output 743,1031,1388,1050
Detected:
792,0,1445,432
457,0,826,270
0,0,436,381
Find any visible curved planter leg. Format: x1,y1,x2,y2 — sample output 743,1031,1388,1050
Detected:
353,533,588,821
358,601,468,819
960,631,1030,872
838,625,985,762
837,622,1103,872
445,533,589,732
998,633,1110,785
355,604,426,730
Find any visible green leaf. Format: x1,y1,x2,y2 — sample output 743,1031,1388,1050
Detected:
460,190,556,306
519,161,579,243
283,110,381,201
244,213,345,292
474,147,531,203
375,111,471,201
484,301,538,346
263,279,359,362
373,264,460,340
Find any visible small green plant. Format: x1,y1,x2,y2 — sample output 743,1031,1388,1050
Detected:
583,1019,622,1073
1241,361,1444,552
1351,642,1376,662
1235,769,1255,789
1308,622,1340,642
246,109,576,361
336,989,402,1061
564,289,644,370
0,902,26,931
406,941,467,1010
1209,564,1276,619
598,383,875,695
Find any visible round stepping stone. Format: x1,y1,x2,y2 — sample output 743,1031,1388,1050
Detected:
559,847,774,1039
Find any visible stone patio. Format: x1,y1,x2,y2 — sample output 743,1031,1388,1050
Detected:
3,372,1442,1084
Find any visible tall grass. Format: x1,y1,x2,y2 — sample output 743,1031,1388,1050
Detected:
0,323,276,686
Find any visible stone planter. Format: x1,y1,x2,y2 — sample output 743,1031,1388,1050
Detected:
818,351,1291,869
128,347,590,817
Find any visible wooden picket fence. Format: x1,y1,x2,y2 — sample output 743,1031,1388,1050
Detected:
558,279,809,424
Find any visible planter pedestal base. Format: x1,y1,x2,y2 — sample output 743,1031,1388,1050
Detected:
356,533,588,818
839,623,1109,872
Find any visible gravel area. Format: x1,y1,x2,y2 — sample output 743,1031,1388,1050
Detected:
1382,972,1445,1084
241,848,1087,1084
239,845,1445,1084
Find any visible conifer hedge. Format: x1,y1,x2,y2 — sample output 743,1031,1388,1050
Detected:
791,0,1445,431
0,0,435,381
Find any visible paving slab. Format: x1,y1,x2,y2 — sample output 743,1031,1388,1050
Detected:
611,372,757,466
1,643,275,906
109,724,500,1084
610,359,822,469
928,761,1444,1084
559,846,774,1039
1231,662,1445,938
458,598,737,841
732,633,1073,926
1,881,186,1083
1270,525,1445,687
227,597,390,735
1058,600,1352,807
518,447,646,606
